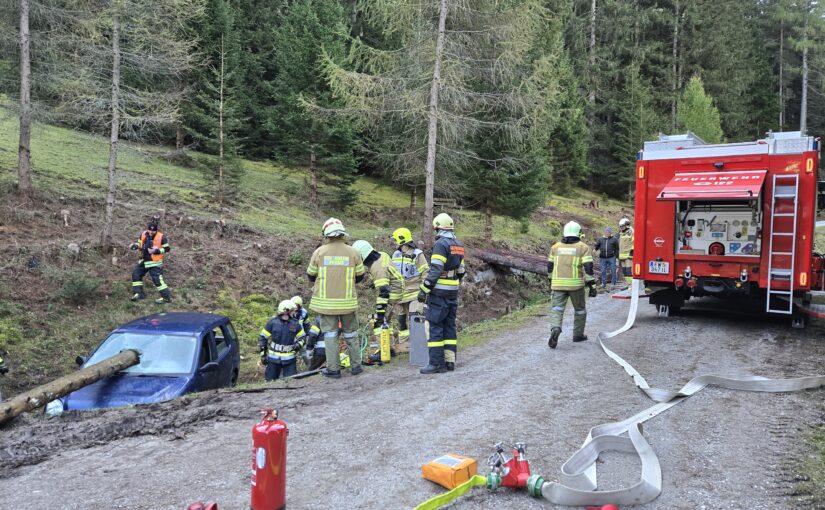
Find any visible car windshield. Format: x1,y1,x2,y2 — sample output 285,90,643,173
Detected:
86,332,198,375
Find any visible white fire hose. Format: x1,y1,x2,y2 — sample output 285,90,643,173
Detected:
530,279,825,506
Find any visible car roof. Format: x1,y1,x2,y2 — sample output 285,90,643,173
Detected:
115,312,228,335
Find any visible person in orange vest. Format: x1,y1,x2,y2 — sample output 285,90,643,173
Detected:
129,215,172,303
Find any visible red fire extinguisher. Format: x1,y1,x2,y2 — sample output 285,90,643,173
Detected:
251,409,288,510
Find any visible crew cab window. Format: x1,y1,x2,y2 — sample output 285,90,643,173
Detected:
213,326,230,357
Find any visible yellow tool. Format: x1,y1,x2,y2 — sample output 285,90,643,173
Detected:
380,322,392,363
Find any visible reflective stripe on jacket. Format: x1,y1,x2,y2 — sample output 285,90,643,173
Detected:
368,252,405,304
548,240,594,290
306,238,366,314
422,235,466,298
259,316,306,363
393,245,429,303
138,231,169,267
619,227,634,260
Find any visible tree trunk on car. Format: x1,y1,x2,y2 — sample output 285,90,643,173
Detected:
0,349,139,425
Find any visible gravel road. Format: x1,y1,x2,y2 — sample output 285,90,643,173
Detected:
2,292,824,509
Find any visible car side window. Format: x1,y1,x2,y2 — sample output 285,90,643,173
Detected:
199,335,215,367
223,323,237,343
214,326,230,358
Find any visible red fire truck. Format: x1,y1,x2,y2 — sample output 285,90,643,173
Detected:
633,131,825,326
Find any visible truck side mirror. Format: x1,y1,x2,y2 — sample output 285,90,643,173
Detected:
75,355,88,366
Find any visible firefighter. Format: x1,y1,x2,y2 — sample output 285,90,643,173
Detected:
547,221,597,348
306,218,366,378
258,300,307,381
129,215,172,303
391,227,429,351
291,295,311,335
618,217,634,285
418,213,465,374
304,317,326,371
352,239,405,363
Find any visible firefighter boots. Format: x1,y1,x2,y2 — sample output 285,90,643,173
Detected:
351,366,363,376
321,368,341,379
420,364,447,374
445,362,455,371
548,327,561,349
573,335,589,342
131,293,144,301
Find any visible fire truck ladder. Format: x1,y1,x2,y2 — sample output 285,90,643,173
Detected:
766,174,799,314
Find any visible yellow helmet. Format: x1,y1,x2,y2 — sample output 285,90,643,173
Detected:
433,213,454,230
563,221,582,238
322,217,347,237
339,352,351,368
391,227,413,246
290,296,303,307
277,299,297,315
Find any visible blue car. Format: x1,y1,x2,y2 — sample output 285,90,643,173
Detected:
50,312,241,412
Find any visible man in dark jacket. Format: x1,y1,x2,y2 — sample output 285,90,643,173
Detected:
594,226,619,288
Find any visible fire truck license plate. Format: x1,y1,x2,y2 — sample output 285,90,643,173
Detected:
648,261,669,274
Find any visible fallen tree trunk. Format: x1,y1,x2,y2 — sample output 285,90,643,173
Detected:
473,248,548,275
473,248,603,280
0,349,139,425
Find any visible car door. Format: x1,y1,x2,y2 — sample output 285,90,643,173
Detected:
196,332,221,390
212,324,234,386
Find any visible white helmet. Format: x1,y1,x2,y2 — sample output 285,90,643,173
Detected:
351,240,374,261
322,217,347,237
563,221,582,238
277,299,297,315
619,218,631,228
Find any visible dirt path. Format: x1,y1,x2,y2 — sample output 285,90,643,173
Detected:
2,293,824,509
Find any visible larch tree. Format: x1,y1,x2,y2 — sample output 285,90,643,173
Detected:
321,0,552,242
35,0,203,251
185,0,244,208
677,75,723,143
17,0,33,198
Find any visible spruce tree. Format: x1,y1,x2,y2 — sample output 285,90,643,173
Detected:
266,0,358,210
677,76,723,143
614,62,660,194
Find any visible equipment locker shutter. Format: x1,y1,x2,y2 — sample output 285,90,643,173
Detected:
657,169,768,201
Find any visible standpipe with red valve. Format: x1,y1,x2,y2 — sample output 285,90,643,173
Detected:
485,442,532,491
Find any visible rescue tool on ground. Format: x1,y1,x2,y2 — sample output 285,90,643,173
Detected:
633,131,825,326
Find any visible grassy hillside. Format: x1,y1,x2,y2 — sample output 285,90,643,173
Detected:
0,105,630,395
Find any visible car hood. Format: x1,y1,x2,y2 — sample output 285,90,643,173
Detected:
65,373,192,411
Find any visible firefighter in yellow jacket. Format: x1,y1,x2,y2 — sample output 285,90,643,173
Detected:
352,239,405,362
390,227,429,350
618,217,634,285
547,221,596,348
306,218,366,378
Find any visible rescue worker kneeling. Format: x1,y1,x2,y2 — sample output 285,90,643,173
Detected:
259,300,307,381
547,221,597,348
305,317,326,371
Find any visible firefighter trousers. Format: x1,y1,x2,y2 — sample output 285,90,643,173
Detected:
549,288,587,337
426,294,458,367
131,262,171,300
619,258,632,281
319,313,360,372
265,360,297,381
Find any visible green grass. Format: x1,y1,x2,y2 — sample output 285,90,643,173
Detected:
0,102,627,395
797,427,825,504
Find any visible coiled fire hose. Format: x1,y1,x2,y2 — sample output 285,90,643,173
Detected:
415,279,825,508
